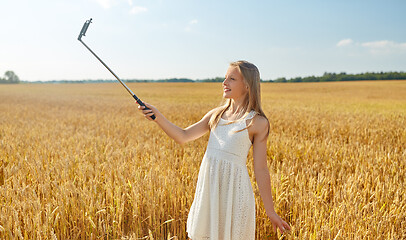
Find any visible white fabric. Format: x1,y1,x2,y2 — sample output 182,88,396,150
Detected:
187,110,257,240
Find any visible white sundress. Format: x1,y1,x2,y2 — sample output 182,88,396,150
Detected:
187,110,257,240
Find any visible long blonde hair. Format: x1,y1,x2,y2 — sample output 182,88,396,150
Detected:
208,60,269,137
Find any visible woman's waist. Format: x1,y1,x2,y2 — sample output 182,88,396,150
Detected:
204,147,248,167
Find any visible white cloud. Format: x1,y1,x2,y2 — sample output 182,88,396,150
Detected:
189,19,198,25
337,38,406,55
361,40,406,54
185,19,198,31
361,40,404,49
92,0,145,13
130,6,148,14
337,38,353,47
92,0,117,9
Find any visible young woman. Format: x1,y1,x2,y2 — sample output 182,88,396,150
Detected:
138,60,290,239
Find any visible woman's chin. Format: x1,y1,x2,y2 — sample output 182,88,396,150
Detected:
223,91,233,98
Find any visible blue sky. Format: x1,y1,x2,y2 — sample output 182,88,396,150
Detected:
0,0,405,81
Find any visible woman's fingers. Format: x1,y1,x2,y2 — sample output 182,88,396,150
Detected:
271,219,290,235
138,105,151,113
283,221,291,231
278,221,291,234
268,211,291,235
138,104,155,121
137,102,158,121
145,113,156,121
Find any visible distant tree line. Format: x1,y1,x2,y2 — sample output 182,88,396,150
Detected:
0,71,20,84
5,71,406,84
195,77,225,82
272,71,406,83
127,78,195,83
27,78,195,84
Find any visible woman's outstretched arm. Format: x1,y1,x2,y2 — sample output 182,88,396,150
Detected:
138,102,214,145
251,116,291,234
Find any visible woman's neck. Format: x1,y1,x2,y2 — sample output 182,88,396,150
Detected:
227,97,248,116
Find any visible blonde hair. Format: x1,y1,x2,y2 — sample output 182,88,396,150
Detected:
208,60,269,138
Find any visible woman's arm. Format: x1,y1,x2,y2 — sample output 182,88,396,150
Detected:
251,116,291,234
138,103,214,145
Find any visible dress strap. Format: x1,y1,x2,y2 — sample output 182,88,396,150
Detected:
244,110,257,120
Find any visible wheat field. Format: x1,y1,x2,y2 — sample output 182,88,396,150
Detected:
0,81,405,239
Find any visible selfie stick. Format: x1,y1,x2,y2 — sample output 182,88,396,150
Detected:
78,18,155,120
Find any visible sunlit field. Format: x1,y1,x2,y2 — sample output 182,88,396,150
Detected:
1,81,405,239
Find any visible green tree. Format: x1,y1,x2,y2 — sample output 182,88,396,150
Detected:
4,71,20,83
274,77,287,83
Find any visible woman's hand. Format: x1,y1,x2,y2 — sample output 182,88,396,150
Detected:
267,210,291,235
137,102,160,121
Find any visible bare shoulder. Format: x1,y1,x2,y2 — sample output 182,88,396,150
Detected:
249,114,270,143
251,114,269,132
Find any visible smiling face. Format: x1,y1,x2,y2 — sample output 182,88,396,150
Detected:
223,66,248,100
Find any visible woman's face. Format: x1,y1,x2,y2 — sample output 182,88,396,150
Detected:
223,66,248,100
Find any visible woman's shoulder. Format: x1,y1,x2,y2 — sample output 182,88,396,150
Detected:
250,113,269,132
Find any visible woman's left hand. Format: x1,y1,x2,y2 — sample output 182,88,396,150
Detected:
267,210,291,234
